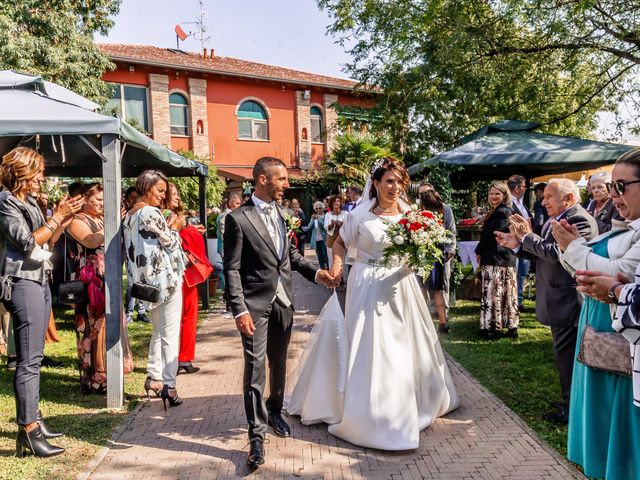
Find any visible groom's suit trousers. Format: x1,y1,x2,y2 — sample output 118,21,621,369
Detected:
241,300,293,441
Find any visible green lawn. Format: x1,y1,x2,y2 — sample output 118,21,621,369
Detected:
0,305,154,480
442,297,569,455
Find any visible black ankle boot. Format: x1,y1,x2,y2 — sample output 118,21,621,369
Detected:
36,411,63,439
16,425,64,458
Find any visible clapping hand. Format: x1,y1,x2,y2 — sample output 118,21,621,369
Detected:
509,214,532,240
575,269,630,303
494,230,520,249
168,213,186,231
550,219,580,251
55,194,84,219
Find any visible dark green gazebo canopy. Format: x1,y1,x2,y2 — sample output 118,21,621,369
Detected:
408,120,636,181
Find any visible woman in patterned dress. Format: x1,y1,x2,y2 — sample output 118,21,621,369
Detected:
475,181,519,339
66,183,133,394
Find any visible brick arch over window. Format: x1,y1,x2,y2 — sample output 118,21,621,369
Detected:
234,96,272,118
169,89,190,136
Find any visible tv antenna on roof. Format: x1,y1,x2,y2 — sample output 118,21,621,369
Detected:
174,0,211,50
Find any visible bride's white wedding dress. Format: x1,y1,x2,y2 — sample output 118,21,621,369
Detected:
286,207,459,450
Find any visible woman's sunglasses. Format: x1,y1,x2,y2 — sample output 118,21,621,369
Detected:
612,179,640,195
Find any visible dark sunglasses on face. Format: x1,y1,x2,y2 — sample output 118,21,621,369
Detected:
612,179,640,195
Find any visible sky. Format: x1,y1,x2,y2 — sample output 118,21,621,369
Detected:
99,0,352,80
100,0,638,144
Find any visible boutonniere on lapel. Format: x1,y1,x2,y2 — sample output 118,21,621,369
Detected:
283,213,302,242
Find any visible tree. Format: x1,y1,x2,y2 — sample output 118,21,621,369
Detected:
0,0,121,101
322,131,397,187
170,150,226,211
317,0,630,158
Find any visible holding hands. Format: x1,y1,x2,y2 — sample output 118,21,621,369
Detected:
317,269,340,288
551,219,580,251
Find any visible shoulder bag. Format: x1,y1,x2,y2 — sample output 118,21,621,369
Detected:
577,302,632,377
58,233,86,305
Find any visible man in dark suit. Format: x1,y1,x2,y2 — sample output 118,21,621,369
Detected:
496,178,597,423
508,175,533,311
224,157,336,468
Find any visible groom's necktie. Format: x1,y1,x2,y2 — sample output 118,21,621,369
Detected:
262,203,291,307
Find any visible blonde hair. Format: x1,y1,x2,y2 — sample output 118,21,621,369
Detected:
489,181,512,208
0,147,44,194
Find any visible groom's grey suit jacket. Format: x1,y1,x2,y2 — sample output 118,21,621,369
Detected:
223,198,318,324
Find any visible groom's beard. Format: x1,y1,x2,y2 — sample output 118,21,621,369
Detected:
266,184,284,203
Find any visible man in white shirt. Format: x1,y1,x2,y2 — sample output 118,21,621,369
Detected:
508,174,532,311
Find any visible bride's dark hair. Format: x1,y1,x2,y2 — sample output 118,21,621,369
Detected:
369,157,410,200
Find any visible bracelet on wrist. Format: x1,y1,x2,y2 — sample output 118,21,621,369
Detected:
44,223,55,234
48,216,61,228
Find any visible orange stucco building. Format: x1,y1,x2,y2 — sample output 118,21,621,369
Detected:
99,44,373,185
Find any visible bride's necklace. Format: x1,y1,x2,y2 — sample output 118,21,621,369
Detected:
375,203,399,215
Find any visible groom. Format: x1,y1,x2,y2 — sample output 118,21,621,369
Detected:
224,157,335,468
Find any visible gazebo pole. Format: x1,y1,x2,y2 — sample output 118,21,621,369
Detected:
102,134,124,408
198,174,210,310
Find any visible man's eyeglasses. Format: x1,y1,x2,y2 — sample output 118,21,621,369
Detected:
612,179,640,196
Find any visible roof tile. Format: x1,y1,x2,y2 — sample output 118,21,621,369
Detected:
98,43,358,91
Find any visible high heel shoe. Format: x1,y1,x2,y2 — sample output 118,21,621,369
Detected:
16,425,64,458
160,385,183,411
36,410,63,439
144,377,162,401
177,362,200,375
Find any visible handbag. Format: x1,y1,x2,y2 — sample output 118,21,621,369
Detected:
0,275,12,302
577,301,632,377
184,251,213,288
58,280,86,305
58,235,86,305
131,282,160,303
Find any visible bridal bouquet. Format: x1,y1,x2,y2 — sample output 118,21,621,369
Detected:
381,205,451,276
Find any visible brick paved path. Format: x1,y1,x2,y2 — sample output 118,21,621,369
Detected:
88,274,583,480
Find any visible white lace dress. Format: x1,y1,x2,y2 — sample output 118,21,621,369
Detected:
286,208,459,450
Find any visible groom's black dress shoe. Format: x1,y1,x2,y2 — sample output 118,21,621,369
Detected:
246,440,265,469
268,412,291,437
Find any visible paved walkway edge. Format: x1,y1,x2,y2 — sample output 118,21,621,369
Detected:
77,401,146,480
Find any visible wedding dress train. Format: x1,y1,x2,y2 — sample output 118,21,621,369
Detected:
286,209,459,450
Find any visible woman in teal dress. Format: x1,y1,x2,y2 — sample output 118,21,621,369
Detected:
553,149,640,479
568,237,640,480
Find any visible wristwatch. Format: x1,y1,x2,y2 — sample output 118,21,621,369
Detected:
607,282,623,304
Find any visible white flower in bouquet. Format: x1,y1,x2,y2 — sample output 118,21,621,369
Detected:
381,205,451,276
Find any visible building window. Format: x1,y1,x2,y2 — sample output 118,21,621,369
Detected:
106,84,149,132
169,92,189,136
237,100,268,140
310,106,323,143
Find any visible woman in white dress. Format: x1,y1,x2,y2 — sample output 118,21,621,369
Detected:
287,158,458,450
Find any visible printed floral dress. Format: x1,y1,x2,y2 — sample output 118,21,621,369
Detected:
72,213,133,393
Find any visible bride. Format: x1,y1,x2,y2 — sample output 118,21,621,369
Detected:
286,157,459,450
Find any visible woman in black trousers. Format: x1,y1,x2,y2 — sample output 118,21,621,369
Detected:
0,147,83,457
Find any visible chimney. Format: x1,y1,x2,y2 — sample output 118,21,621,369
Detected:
210,48,215,60
203,48,208,58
